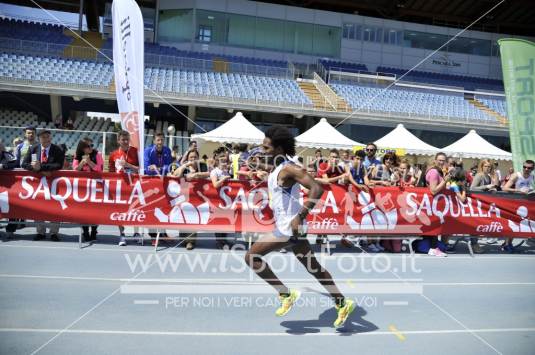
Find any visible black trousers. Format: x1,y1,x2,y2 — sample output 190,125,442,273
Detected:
6,219,22,233
82,225,98,235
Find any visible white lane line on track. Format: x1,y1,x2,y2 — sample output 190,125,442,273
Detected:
1,243,534,259
0,274,422,282
133,300,159,305
384,301,409,306
0,274,534,287
0,327,534,336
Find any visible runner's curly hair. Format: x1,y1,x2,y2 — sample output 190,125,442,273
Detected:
265,125,296,157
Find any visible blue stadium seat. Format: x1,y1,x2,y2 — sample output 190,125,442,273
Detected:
376,66,504,92
0,48,311,106
331,81,502,123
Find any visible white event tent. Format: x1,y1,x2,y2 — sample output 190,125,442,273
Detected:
442,129,512,161
191,111,265,144
374,123,440,156
295,118,363,150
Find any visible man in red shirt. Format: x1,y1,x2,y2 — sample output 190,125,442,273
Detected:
314,149,347,245
109,130,139,174
316,149,346,184
109,130,140,246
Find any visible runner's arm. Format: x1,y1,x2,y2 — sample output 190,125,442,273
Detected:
282,164,323,221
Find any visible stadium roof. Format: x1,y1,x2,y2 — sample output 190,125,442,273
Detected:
258,0,535,36
5,0,534,36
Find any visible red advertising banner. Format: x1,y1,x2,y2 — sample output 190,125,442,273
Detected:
1,171,534,237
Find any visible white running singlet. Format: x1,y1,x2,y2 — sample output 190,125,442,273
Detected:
267,161,305,238
515,172,534,191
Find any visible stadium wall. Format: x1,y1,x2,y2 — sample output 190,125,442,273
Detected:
147,0,535,80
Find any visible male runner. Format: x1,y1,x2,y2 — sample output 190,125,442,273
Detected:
244,125,355,328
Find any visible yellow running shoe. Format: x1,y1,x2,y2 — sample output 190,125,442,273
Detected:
334,299,355,328
275,289,301,316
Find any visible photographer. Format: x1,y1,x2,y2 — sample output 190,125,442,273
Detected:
369,152,398,187
171,149,209,250
73,137,103,242
392,159,415,187
172,149,209,181
179,140,198,165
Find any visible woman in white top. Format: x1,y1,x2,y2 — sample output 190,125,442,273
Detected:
244,126,355,328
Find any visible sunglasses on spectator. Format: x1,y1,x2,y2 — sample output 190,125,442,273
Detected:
523,165,534,170
365,148,376,152
385,158,394,161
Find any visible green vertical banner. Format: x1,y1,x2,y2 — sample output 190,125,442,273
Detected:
498,39,535,171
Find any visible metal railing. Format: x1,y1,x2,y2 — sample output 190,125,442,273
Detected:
328,70,397,84
0,76,316,112
287,61,296,78
313,72,340,110
0,76,505,128
0,125,192,157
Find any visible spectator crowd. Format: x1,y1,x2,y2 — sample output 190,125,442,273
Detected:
1,126,534,255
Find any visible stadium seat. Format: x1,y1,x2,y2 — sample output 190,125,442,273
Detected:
331,81,500,123
376,66,504,92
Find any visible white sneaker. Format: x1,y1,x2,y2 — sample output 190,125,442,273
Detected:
118,236,127,246
279,248,287,253
428,247,447,257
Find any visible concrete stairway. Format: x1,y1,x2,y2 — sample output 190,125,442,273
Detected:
467,98,508,125
63,30,104,60
297,78,351,112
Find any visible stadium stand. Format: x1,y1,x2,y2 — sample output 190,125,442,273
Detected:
0,17,70,44
0,18,290,76
0,52,312,106
476,96,507,117
100,39,290,77
0,109,39,130
319,59,368,73
0,109,109,153
0,52,114,86
0,18,508,124
331,81,499,123
0,108,189,157
376,66,504,91
144,67,310,105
